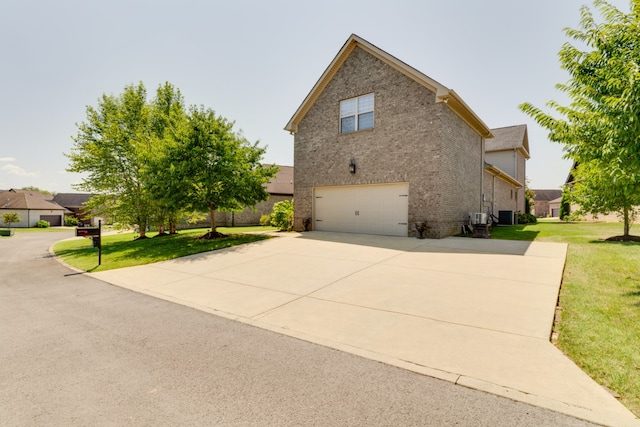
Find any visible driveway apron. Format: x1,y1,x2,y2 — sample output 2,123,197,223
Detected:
89,232,639,427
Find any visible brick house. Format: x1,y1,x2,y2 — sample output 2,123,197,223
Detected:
531,189,562,217
285,34,527,238
214,165,293,226
52,193,95,226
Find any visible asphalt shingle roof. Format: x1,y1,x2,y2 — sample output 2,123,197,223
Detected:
264,165,293,195
0,191,65,210
486,124,530,158
53,193,93,208
532,189,563,202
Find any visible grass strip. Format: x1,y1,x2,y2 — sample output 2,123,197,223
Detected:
491,221,640,416
53,227,274,272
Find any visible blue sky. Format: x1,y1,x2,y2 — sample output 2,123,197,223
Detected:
0,0,631,193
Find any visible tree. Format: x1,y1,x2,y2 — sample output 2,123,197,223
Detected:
168,106,278,238
524,181,536,215
520,0,640,239
145,83,189,235
2,212,20,228
67,82,157,239
21,186,55,196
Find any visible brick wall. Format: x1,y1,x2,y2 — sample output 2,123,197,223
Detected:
293,46,484,238
483,172,519,218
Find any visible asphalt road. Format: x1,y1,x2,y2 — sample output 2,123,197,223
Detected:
0,230,597,426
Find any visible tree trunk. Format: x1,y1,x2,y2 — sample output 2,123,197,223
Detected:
623,206,630,237
209,202,217,233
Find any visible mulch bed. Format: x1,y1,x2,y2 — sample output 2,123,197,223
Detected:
604,235,640,242
197,231,228,240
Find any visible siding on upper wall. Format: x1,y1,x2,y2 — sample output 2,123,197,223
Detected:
293,46,483,238
485,151,516,177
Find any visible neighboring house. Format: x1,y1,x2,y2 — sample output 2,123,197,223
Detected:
182,165,293,229
0,189,66,227
548,196,563,218
285,34,529,238
483,124,530,223
531,189,562,217
214,165,294,226
52,193,95,226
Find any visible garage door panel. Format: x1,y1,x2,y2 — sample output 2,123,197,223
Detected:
314,183,408,237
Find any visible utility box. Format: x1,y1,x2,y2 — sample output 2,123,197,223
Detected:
498,210,515,225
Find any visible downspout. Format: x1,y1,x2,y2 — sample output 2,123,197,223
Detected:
492,175,495,216
480,136,485,212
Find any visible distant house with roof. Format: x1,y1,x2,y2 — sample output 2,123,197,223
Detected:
0,189,67,227
52,193,95,226
216,165,294,226
186,165,293,229
531,189,563,217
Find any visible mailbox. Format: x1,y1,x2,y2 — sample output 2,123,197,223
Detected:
76,227,100,237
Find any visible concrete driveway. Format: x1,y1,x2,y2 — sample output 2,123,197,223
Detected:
89,231,639,427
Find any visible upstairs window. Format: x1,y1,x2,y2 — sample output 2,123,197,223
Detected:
340,93,374,133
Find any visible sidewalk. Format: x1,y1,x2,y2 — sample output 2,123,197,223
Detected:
90,232,639,426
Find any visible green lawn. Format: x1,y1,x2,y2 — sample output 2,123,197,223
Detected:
53,226,276,272
492,221,640,416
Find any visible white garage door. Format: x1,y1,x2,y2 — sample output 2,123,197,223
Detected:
314,183,409,236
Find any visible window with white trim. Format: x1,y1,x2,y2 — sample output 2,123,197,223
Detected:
340,93,374,133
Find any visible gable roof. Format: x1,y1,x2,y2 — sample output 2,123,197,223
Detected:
265,165,293,195
486,125,530,159
532,189,562,202
284,34,493,139
1,191,65,210
53,193,93,208
9,188,54,201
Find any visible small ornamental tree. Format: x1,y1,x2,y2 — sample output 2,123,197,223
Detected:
520,0,640,239
2,212,20,228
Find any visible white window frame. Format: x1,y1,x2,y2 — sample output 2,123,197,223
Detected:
340,93,374,134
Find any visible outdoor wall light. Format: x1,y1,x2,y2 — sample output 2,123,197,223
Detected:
349,159,356,174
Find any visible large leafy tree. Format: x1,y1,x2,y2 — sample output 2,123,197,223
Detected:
167,106,278,238
145,83,189,234
520,0,640,238
67,83,156,238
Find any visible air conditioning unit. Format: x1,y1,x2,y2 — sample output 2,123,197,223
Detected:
470,212,487,225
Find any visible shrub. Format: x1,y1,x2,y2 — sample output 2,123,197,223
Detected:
64,216,79,226
36,220,50,228
269,200,294,231
517,212,537,224
259,214,271,226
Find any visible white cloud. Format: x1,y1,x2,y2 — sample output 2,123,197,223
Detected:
1,164,37,177
0,157,16,162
